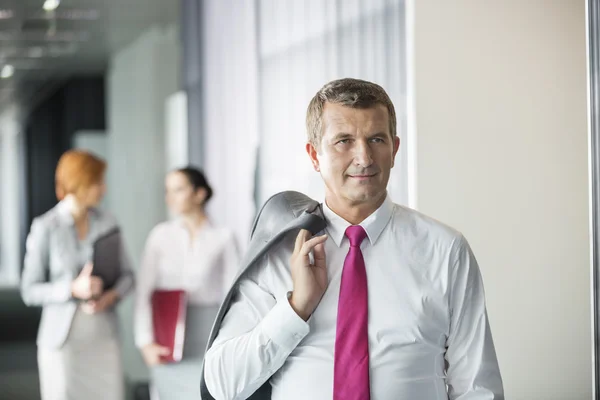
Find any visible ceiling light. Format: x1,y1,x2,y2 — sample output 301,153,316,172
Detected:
0,9,14,19
28,47,44,58
62,9,99,20
1,65,14,79
43,0,60,12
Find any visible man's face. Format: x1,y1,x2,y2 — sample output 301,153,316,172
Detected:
307,102,400,208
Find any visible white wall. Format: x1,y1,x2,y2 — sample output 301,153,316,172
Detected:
107,24,181,384
410,1,590,399
0,106,22,287
73,131,108,159
73,131,109,209
201,0,259,249
164,91,189,172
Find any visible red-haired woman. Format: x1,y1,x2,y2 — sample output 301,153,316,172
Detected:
20,149,134,400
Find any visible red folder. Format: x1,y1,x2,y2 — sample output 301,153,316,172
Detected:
151,290,187,363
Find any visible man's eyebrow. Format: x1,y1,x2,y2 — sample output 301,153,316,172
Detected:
332,133,353,141
369,132,389,139
330,131,390,141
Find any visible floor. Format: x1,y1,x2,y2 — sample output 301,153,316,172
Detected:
0,289,41,399
0,288,149,400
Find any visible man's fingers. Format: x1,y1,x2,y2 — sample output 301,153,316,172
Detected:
313,242,327,268
294,229,310,254
300,234,328,256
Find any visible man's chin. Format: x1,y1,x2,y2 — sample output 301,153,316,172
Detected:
343,188,385,204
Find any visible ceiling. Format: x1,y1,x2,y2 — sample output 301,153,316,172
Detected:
0,0,179,113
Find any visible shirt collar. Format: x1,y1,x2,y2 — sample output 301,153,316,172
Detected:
322,193,394,247
56,197,98,226
173,216,212,232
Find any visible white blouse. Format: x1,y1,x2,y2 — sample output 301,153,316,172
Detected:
134,219,240,348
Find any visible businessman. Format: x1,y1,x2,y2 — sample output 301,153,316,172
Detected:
204,78,504,399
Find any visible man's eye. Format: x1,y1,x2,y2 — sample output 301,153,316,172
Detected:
371,138,385,143
337,139,350,144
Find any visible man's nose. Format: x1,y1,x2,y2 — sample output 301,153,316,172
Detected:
354,140,374,167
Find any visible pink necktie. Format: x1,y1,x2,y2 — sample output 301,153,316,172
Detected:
334,225,370,400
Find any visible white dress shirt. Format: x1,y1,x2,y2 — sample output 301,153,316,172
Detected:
134,219,239,348
204,194,504,400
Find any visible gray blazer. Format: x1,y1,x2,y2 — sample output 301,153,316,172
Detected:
20,200,134,349
200,191,326,400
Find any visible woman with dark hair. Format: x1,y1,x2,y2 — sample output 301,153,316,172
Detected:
134,166,239,399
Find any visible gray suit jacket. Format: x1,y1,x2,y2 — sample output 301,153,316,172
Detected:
200,191,326,400
20,200,134,349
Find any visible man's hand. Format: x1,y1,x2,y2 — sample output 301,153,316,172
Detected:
141,343,171,366
289,229,328,321
81,289,119,314
71,262,104,300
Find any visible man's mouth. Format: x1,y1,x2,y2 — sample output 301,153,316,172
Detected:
348,173,378,179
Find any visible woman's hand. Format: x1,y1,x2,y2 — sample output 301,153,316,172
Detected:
141,343,171,366
71,262,104,300
81,289,119,314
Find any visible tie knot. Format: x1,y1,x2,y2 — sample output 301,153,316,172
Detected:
345,225,367,247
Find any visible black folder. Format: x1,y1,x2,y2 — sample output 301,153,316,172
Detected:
91,228,122,290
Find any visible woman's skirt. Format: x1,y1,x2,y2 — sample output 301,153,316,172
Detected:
38,307,124,400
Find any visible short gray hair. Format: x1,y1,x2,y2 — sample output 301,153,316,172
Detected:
306,78,397,147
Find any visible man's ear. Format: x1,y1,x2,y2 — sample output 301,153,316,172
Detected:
391,135,400,168
306,142,320,172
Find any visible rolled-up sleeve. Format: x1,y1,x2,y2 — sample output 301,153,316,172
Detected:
20,218,72,306
445,235,504,399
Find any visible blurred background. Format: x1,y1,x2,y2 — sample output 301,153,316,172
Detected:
0,1,592,399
